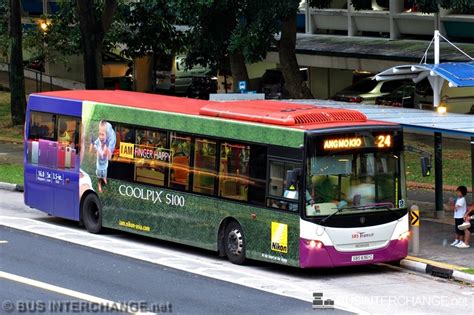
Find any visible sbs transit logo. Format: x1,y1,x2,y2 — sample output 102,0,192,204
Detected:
271,222,288,253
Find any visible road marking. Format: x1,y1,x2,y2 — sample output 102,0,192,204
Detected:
0,216,368,314
0,240,8,244
0,271,154,315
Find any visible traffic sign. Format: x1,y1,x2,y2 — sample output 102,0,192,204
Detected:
410,210,420,226
238,81,247,93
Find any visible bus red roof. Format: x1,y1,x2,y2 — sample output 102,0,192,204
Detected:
34,90,394,130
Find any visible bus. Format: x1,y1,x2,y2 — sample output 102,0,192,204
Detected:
24,90,409,268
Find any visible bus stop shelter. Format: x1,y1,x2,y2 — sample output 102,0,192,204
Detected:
374,59,474,218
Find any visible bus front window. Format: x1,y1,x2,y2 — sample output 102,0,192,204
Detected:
306,151,402,217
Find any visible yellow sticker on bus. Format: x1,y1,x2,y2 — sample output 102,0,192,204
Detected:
271,222,288,253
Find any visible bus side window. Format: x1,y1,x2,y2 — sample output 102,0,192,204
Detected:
134,128,169,187
218,142,250,201
192,137,217,196
27,112,56,166
169,133,191,190
57,116,80,149
267,160,301,211
107,124,135,182
247,144,267,205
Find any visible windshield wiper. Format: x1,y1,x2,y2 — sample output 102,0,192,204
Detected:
319,204,400,225
319,207,344,226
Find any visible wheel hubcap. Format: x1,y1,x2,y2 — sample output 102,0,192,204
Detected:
227,229,243,255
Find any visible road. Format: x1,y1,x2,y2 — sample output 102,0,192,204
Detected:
1,189,474,314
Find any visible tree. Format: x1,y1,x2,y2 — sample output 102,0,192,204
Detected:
178,0,313,98
24,1,179,91
8,0,26,125
76,0,118,89
276,1,313,99
112,1,180,59
177,1,250,90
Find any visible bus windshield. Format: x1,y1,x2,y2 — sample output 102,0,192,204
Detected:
305,132,404,217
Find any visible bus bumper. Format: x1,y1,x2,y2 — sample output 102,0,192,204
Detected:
299,238,408,268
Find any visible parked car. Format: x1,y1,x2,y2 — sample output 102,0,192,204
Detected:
333,78,410,104
375,83,416,108
102,51,133,90
23,57,45,72
154,55,213,95
258,68,307,99
259,69,286,99
414,78,474,114
187,75,218,100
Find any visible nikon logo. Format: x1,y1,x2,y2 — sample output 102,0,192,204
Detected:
271,242,287,253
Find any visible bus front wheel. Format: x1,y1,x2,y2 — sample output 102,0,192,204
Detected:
82,193,102,234
224,221,246,265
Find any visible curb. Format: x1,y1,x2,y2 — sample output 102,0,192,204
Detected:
0,182,23,192
400,258,474,284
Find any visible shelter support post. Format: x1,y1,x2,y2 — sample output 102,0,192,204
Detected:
435,132,444,219
471,137,474,204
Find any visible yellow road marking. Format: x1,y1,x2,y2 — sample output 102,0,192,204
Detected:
0,271,154,314
406,256,467,271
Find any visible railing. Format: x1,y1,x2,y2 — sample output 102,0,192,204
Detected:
0,61,85,92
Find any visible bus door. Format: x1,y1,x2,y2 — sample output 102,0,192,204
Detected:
26,112,81,220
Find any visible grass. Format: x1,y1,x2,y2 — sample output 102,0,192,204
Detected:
462,268,474,275
0,164,24,185
405,134,472,189
0,91,24,142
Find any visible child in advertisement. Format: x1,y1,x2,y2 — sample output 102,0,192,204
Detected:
90,120,116,193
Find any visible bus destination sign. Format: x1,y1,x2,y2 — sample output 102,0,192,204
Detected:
322,134,393,151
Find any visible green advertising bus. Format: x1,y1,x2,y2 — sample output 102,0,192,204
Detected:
24,90,409,268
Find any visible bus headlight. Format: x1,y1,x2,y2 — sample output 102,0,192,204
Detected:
398,231,410,241
307,240,323,249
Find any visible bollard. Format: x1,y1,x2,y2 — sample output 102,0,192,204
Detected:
410,205,420,255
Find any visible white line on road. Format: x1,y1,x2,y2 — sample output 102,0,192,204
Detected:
0,271,155,315
0,216,366,314
0,240,8,244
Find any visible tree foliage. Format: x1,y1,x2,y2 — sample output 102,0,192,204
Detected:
0,0,9,61
111,0,181,59
177,0,312,97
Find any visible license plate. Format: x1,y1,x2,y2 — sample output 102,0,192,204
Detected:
351,254,374,262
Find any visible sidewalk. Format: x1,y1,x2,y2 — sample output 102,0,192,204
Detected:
410,218,474,268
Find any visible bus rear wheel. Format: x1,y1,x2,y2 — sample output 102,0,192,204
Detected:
224,221,246,265
82,193,102,234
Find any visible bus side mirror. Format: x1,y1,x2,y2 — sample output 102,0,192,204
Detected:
421,156,431,177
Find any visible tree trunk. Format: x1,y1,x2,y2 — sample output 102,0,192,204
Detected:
76,0,117,90
229,51,249,92
9,0,26,126
278,11,313,99
82,39,104,90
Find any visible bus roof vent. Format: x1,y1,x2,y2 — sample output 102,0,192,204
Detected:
199,101,367,126
293,110,367,125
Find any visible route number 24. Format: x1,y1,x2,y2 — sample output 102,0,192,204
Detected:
376,135,392,148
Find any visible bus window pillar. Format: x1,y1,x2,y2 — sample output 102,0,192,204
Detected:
434,132,444,219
